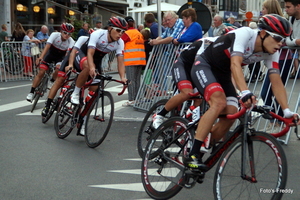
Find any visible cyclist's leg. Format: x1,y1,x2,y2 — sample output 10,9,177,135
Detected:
152,57,193,129
42,58,72,116
26,62,49,102
70,51,89,104
187,56,229,169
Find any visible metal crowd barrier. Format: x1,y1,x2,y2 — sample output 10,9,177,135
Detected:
0,41,117,82
134,43,300,145
0,41,43,82
134,43,191,111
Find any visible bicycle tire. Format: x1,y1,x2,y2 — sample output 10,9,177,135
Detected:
85,91,114,148
54,89,76,139
31,76,48,112
137,99,174,158
213,131,287,200
141,117,194,200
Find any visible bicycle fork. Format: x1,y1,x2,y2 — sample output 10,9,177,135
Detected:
241,113,257,183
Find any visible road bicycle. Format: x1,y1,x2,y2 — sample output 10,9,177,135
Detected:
41,70,77,124
137,95,205,158
54,73,128,148
141,104,297,199
30,62,56,112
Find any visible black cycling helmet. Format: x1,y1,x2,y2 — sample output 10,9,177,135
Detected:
107,16,128,30
258,14,292,37
61,23,75,33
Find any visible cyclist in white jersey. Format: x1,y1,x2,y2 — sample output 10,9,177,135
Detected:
183,14,300,170
69,16,128,105
26,23,75,102
41,17,128,118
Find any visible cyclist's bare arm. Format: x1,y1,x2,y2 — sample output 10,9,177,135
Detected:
87,48,97,78
230,55,257,106
116,55,127,83
66,48,77,72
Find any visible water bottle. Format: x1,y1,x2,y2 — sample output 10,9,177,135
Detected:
59,85,70,98
191,106,200,123
185,105,195,119
84,91,95,104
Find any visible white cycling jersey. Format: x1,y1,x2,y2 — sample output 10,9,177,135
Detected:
88,29,124,56
46,32,75,51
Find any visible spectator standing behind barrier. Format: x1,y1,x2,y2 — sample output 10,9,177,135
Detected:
149,11,184,45
212,15,227,36
144,13,165,39
48,18,55,35
284,0,300,79
172,8,203,45
227,17,242,28
36,25,49,49
0,24,9,45
94,21,102,30
11,23,26,41
21,29,41,77
77,22,89,39
121,16,146,106
260,0,294,131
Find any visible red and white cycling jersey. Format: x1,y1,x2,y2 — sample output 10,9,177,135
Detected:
47,32,75,53
203,27,280,71
88,29,124,56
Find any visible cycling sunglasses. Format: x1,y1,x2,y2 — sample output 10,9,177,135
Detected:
265,30,285,43
62,31,72,36
113,27,125,34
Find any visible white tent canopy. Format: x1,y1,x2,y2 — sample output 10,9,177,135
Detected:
128,2,181,13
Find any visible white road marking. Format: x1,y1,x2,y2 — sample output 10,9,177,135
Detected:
0,100,45,113
0,84,32,91
88,182,145,192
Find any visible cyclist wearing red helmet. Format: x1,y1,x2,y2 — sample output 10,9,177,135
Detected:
26,23,75,102
184,14,300,169
41,17,128,121
68,16,128,106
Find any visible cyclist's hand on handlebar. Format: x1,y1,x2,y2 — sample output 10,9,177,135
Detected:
240,90,257,108
35,57,42,66
65,65,73,72
121,77,128,84
283,108,300,126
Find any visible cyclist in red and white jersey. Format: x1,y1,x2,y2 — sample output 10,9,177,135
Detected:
184,14,300,169
41,17,128,118
69,16,128,105
26,23,75,102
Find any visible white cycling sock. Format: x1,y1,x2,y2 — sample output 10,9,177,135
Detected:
73,86,81,94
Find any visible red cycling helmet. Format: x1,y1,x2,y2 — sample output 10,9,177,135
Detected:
258,14,292,37
107,16,128,30
61,23,75,33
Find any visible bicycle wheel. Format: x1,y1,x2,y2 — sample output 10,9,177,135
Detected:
213,131,287,200
84,91,114,148
42,97,59,124
142,117,194,200
31,76,48,113
54,90,76,139
137,99,176,157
